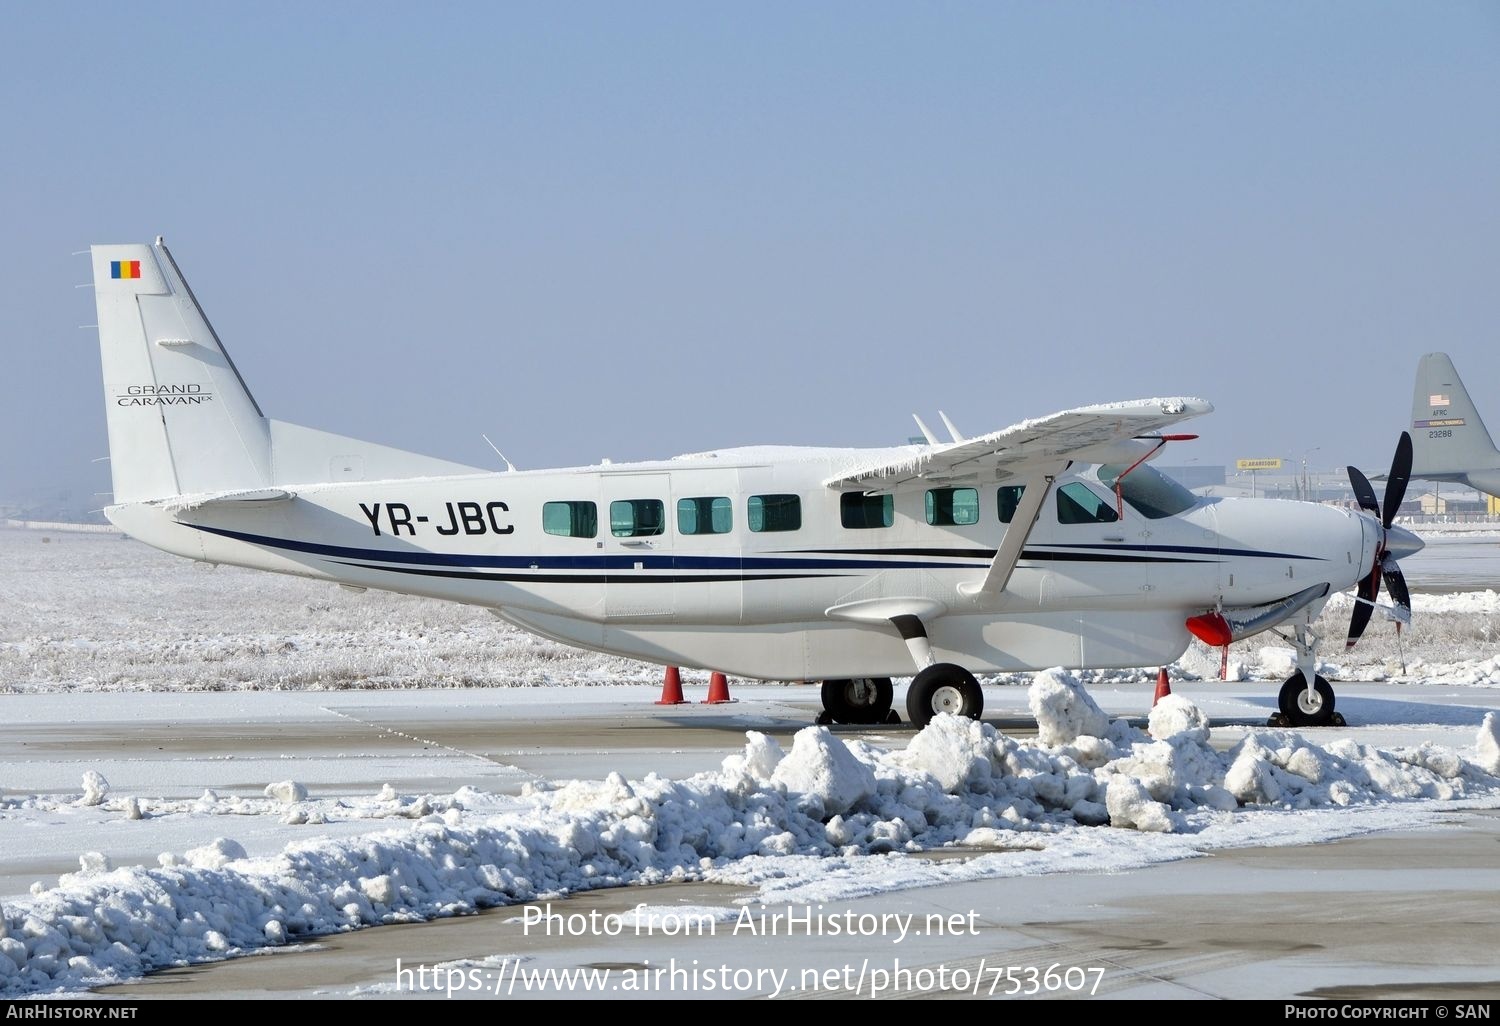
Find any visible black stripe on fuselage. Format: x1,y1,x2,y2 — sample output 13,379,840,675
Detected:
781,547,998,560
1026,542,1324,561
1022,549,1207,563
789,542,1322,562
330,561,846,585
782,546,1210,564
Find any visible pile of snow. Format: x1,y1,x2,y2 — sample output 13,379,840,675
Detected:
1479,713,1500,774
0,780,471,826
77,772,109,807
3,671,1498,996
264,781,308,804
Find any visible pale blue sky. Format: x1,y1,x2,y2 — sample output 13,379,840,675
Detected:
4,3,1497,510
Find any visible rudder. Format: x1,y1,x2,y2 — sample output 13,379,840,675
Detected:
1410,352,1499,477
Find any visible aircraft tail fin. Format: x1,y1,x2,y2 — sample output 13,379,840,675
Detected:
92,239,272,504
92,238,484,505
1409,352,1499,477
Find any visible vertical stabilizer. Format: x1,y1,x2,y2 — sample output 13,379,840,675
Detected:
92,239,272,503
1409,352,1499,478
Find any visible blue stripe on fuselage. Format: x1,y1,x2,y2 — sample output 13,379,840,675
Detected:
185,524,987,572
185,524,1319,573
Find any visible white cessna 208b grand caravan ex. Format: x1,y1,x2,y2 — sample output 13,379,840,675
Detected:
90,239,1422,729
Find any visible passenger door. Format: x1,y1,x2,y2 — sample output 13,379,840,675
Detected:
601,473,674,620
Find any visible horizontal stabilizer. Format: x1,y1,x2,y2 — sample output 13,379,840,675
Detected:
158,489,295,515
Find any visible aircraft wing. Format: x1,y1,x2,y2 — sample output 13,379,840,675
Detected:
823,397,1214,491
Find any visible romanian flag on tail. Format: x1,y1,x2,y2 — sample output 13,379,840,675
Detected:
111,260,141,279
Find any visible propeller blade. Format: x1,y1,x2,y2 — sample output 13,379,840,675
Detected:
1347,465,1380,516
1382,431,1413,528
1382,559,1411,616
1346,570,1380,649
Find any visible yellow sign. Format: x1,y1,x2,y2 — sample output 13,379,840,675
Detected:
1236,458,1283,471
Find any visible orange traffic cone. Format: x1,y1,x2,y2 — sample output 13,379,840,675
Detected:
1153,667,1172,706
702,671,734,704
655,666,686,705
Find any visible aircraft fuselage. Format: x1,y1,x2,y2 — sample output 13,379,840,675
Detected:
107,451,1375,681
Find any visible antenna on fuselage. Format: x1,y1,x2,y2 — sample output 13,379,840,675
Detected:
938,411,965,443
481,434,518,472
911,414,940,446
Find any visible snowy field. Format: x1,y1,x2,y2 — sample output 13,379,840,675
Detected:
3,528,1500,999
5,527,1499,694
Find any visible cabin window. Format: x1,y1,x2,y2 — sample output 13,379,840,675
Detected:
925,487,979,526
677,496,732,535
610,498,665,537
997,485,1026,524
748,494,801,532
1056,482,1119,525
841,492,894,529
542,500,598,538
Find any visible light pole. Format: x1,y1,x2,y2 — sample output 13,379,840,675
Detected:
1300,447,1321,502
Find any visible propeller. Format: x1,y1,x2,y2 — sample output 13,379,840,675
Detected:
1344,432,1420,650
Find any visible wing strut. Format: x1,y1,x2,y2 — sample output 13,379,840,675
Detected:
957,464,1065,598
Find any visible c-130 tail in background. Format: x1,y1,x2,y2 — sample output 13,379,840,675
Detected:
1409,352,1500,500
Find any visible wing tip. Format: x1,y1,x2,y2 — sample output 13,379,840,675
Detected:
1073,396,1214,417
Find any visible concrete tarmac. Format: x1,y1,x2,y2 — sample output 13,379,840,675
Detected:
94,814,1500,1000
39,682,1497,1002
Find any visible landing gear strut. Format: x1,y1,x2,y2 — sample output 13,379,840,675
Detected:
1268,623,1346,728
814,613,986,728
1276,674,1337,726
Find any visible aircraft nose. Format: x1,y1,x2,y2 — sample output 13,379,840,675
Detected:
1384,523,1424,561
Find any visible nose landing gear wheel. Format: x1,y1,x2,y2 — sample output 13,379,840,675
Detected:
1277,674,1336,727
819,677,895,725
904,663,983,728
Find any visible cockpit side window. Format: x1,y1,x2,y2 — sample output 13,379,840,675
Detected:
1056,482,1119,525
841,492,894,529
997,485,1026,524
926,487,979,526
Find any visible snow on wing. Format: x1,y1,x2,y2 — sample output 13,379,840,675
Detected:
822,397,1214,490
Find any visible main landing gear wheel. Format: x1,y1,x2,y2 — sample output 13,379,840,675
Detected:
820,677,894,725
904,663,984,729
1277,674,1337,727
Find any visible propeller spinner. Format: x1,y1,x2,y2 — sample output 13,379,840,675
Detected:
1344,432,1423,649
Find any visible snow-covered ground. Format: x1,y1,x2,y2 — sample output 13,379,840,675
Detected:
3,528,1500,998
5,529,1498,694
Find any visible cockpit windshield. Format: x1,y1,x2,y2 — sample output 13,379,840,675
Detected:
1095,463,1199,519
